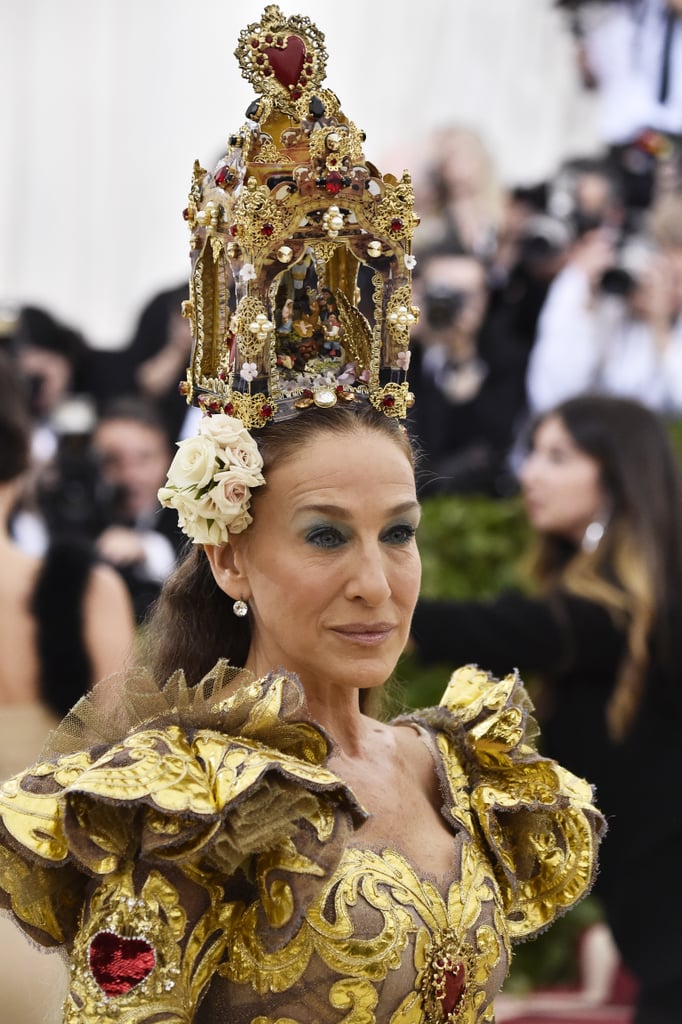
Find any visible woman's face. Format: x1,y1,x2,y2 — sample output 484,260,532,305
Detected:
519,415,606,543
213,428,421,703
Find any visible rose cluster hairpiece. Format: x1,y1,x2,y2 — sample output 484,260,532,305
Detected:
158,415,264,544
177,4,420,429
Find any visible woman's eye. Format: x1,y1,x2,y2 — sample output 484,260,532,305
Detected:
305,526,346,549
381,524,417,546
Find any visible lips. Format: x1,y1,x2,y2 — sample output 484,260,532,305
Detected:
331,622,396,644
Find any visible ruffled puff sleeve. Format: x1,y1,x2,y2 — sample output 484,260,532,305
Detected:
407,665,607,944
0,663,365,1021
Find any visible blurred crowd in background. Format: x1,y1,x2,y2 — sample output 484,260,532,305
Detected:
1,0,681,618
1,2,682,1017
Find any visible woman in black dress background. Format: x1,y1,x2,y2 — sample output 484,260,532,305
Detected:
411,394,682,1024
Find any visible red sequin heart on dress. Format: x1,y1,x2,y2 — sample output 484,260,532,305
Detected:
434,955,467,1018
265,35,306,88
442,961,466,1016
88,932,156,997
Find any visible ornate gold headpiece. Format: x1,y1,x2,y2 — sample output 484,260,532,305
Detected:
179,4,419,429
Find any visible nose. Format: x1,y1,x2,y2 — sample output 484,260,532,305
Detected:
344,543,392,606
518,451,539,489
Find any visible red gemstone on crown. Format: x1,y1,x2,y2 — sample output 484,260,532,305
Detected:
224,402,234,416
382,395,396,408
261,223,275,236
261,404,274,419
215,166,232,187
390,218,404,232
88,932,156,998
265,34,306,89
324,172,344,195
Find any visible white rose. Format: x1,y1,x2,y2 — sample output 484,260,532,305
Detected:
206,476,249,515
199,414,247,448
226,507,253,535
165,435,217,491
221,441,264,474
159,489,226,545
214,464,264,490
187,513,228,546
199,415,264,474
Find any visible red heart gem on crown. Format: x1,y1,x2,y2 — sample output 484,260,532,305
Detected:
265,35,306,89
88,932,156,997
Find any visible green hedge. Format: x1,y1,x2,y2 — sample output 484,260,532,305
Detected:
397,494,531,709
394,493,602,993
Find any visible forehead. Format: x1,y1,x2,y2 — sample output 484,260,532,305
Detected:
263,428,415,506
423,256,485,291
534,414,572,444
94,418,168,452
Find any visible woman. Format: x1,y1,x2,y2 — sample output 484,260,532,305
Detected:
412,393,682,1023
0,350,136,1022
0,8,602,1022
0,348,136,769
0,401,603,1024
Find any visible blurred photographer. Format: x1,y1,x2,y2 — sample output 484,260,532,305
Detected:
408,250,528,496
559,0,682,219
527,199,682,415
90,398,185,620
9,305,86,468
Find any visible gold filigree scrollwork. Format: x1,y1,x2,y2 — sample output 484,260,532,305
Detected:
310,240,339,267
234,178,286,252
229,391,278,430
235,6,329,117
252,134,294,166
233,295,274,365
385,286,418,351
63,864,230,1023
370,173,417,242
369,381,414,419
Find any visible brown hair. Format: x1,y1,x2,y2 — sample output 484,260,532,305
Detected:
141,402,415,710
0,351,31,483
525,395,682,741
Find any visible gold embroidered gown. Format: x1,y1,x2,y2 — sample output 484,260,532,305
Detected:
0,663,603,1023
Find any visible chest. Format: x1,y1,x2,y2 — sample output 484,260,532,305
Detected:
200,838,508,1024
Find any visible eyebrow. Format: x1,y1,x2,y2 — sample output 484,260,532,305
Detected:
295,500,421,519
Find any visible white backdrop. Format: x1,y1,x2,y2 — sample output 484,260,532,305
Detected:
0,0,600,349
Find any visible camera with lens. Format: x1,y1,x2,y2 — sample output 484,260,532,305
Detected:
598,239,651,299
424,285,469,330
598,265,636,297
36,398,122,541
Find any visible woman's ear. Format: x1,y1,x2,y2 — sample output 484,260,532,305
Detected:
203,540,251,602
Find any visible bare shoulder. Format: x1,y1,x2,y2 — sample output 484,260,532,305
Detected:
391,719,438,778
86,561,133,606
83,563,136,684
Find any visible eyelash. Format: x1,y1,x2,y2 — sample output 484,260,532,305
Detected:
305,526,346,549
304,524,417,549
381,524,417,546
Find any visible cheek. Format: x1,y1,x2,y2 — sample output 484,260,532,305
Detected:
396,552,422,606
